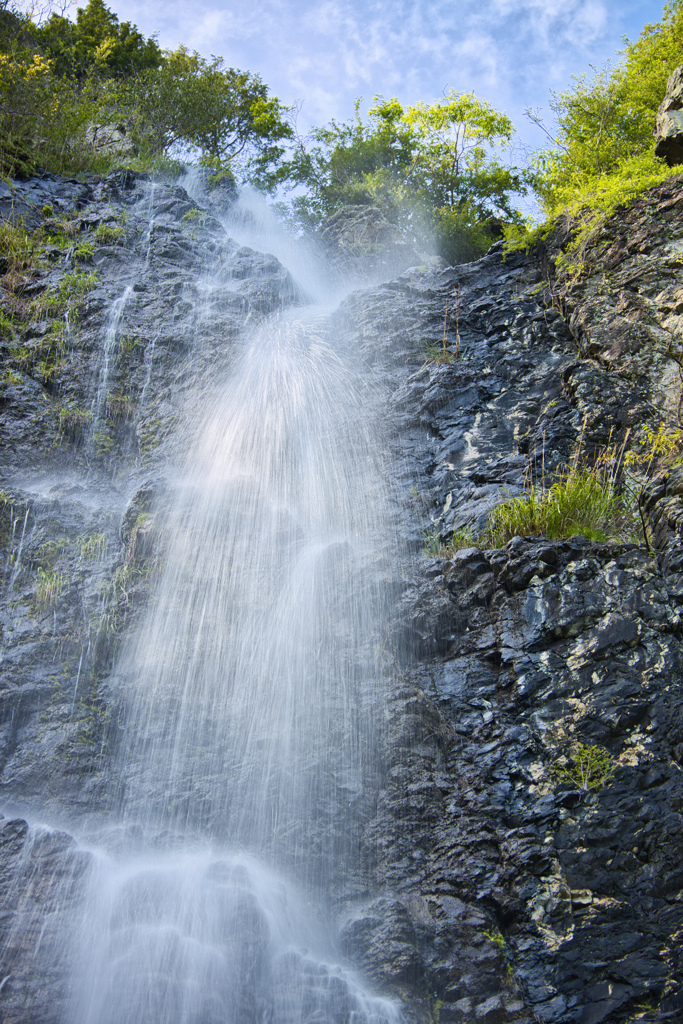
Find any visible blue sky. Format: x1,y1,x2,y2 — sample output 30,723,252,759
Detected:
104,0,666,152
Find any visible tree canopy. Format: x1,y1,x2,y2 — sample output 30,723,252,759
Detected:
0,0,293,185
291,91,525,262
35,0,162,80
130,47,293,191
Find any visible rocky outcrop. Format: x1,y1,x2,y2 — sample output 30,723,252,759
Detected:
329,184,683,1023
85,122,137,159
317,203,427,278
1,168,683,1024
655,67,683,165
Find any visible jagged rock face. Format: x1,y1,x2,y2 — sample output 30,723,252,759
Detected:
330,222,683,1024
0,170,682,1024
0,171,300,1022
85,123,137,158
655,66,683,165
0,170,296,814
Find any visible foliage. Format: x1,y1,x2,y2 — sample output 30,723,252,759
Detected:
106,390,134,420
517,1,683,270
485,464,621,546
0,215,41,282
291,92,525,263
35,565,64,608
426,434,641,555
58,402,91,438
552,743,616,791
624,423,683,474
93,427,114,457
425,459,627,556
422,522,478,558
73,239,94,260
35,0,161,81
401,91,521,217
93,222,122,244
622,423,683,550
79,532,105,560
0,0,291,184
483,929,505,950
36,537,69,567
422,523,443,556
0,45,57,174
129,46,293,191
0,207,99,385
0,1,138,175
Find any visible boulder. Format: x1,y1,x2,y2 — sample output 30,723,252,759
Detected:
655,65,683,165
85,122,137,158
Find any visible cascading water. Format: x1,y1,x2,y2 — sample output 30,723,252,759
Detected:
60,192,401,1024
91,285,133,430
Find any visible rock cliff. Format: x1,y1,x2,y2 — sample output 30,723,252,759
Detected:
0,168,681,1024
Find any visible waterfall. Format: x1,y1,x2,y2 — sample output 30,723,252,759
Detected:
61,195,400,1024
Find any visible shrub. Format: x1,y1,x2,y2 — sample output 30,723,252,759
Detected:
552,743,616,791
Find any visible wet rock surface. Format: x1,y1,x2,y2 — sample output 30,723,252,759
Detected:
1,170,683,1024
332,180,683,1024
0,170,296,821
0,170,301,1021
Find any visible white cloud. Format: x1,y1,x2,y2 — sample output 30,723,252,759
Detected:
105,0,657,146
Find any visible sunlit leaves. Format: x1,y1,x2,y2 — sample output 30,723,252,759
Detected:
35,0,162,80
130,47,292,191
290,90,525,263
529,0,683,231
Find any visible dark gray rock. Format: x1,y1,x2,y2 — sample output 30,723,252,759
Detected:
655,66,683,165
2,168,683,1024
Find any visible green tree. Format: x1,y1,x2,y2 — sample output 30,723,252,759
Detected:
401,91,521,216
131,47,293,191
292,91,525,263
293,97,415,217
36,0,161,80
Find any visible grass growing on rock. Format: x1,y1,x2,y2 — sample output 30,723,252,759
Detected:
485,464,621,547
424,444,639,556
36,567,64,609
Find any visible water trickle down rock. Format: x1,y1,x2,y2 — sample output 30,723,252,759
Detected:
1,167,683,1024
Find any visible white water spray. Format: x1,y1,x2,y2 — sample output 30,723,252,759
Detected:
65,199,400,1024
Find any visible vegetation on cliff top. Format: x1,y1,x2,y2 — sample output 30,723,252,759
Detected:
288,92,526,265
507,0,683,270
0,0,292,187
2,0,683,260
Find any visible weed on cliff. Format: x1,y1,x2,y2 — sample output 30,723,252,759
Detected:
551,742,616,791
58,404,92,441
485,464,620,546
93,224,123,245
36,567,64,609
423,436,640,556
0,217,43,291
79,533,106,561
